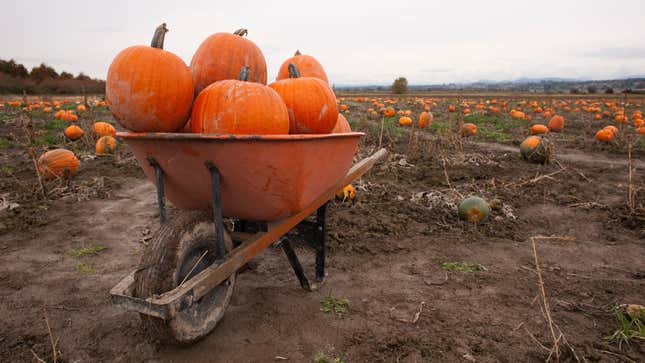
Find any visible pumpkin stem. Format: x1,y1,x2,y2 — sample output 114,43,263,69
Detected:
238,66,250,81
294,49,302,56
288,63,301,79
150,23,168,49
233,28,248,37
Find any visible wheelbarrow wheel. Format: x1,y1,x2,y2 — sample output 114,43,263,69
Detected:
134,211,236,344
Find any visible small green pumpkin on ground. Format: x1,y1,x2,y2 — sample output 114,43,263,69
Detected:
520,135,552,164
458,197,490,224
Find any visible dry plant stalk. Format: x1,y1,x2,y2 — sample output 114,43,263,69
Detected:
19,113,47,199
529,236,560,361
627,139,634,211
378,116,385,149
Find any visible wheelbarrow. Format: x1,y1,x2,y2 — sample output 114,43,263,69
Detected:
109,131,387,344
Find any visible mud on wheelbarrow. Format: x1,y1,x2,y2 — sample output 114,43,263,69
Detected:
109,131,387,344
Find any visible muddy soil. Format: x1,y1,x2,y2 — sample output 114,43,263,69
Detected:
0,106,644,362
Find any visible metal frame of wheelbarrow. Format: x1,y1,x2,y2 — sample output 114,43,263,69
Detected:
110,148,387,320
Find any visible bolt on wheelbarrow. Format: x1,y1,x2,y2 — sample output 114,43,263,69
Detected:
109,131,387,344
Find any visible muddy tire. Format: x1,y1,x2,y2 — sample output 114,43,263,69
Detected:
134,211,236,344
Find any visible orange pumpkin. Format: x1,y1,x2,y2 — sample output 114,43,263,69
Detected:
548,115,565,132
418,111,433,129
383,107,396,117
637,127,645,135
93,122,116,137
459,123,478,137
339,104,348,112
595,129,614,143
106,24,194,132
614,114,627,123
603,125,618,136
76,104,86,113
331,114,352,133
96,136,118,155
37,149,79,179
191,67,289,135
269,64,338,134
191,28,267,94
398,116,412,126
530,124,549,135
64,125,84,141
448,105,456,112
276,50,328,83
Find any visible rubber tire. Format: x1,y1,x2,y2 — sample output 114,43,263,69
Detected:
134,211,236,344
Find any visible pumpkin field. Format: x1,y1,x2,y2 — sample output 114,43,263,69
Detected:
0,91,644,362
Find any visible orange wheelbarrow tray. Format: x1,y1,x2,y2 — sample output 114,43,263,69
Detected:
109,131,387,343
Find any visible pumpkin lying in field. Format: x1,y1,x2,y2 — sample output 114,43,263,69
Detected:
529,124,548,135
269,63,338,134
398,116,412,126
335,184,356,202
37,149,79,179
106,23,194,132
459,123,478,137
548,115,565,132
96,135,117,155
93,122,116,137
418,111,433,129
191,66,289,135
458,196,490,224
520,135,551,164
595,128,614,143
64,125,84,141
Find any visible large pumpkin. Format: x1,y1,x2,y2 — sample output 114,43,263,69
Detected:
459,123,478,137
269,64,338,134
37,149,79,179
106,23,193,132
64,125,84,141
276,50,328,83
548,115,565,132
331,114,352,133
190,28,267,94
418,111,433,129
93,122,116,137
529,124,549,135
191,67,289,135
520,135,551,164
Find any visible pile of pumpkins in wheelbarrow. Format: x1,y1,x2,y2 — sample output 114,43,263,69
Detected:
105,23,355,200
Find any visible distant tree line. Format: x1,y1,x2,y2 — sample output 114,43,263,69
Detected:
0,59,105,94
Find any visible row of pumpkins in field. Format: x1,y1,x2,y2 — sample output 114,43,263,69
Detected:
106,24,350,135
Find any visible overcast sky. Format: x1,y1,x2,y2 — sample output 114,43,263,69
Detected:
2,0,645,85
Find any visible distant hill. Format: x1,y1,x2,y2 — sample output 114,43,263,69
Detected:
0,59,105,94
335,77,645,94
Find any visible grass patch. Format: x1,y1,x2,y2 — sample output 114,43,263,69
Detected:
70,245,107,258
320,294,349,316
607,308,645,349
75,262,96,274
464,114,524,142
440,262,487,273
314,352,344,363
43,118,68,131
1,165,15,175
33,133,60,146
0,138,13,149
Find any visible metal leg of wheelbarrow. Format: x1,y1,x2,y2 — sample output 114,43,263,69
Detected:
280,203,328,291
205,162,227,260
147,157,166,224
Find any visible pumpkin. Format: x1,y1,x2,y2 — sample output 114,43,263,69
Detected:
106,23,194,132
595,128,614,143
76,104,86,113
191,66,289,135
37,149,79,179
64,125,84,141
383,107,396,117
548,115,564,132
458,197,490,224
614,114,627,123
418,111,433,129
529,124,549,135
520,136,551,164
603,125,618,135
269,64,338,134
459,123,478,137
93,122,116,137
638,127,645,136
331,114,352,133
594,114,602,120
335,184,356,202
339,104,348,112
398,116,412,126
96,135,117,155
448,105,456,112
276,50,328,83
191,28,267,94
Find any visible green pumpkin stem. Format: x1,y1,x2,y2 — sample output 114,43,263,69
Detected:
151,23,168,49
238,66,250,81
233,28,248,37
294,49,302,56
288,63,301,79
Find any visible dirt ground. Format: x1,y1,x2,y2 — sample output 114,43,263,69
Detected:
1,98,644,362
